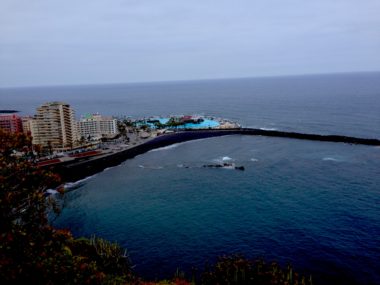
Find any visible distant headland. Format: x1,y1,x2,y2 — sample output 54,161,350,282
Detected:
0,110,19,113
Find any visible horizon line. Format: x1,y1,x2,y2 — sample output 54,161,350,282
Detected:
1,69,379,90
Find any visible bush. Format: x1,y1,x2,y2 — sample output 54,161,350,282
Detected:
0,129,136,284
201,255,313,285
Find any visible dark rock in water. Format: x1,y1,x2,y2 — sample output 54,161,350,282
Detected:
235,166,245,171
203,164,223,168
0,110,19,114
203,163,245,170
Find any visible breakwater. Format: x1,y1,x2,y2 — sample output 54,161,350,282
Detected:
237,128,380,145
53,130,234,183
50,128,380,184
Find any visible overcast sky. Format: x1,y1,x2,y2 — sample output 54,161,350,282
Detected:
1,0,379,87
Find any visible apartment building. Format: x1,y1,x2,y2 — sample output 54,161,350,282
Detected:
0,114,23,133
33,102,78,150
21,116,37,136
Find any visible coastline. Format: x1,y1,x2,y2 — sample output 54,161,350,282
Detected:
45,128,380,185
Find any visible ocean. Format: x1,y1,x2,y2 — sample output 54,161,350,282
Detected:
1,72,380,284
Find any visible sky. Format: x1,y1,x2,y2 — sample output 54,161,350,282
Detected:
1,0,380,87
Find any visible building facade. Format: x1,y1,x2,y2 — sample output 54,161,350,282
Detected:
33,102,78,150
21,116,37,136
0,114,23,133
77,114,118,139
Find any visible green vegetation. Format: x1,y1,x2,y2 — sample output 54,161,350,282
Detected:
0,129,313,284
152,121,166,129
201,255,312,285
165,118,185,128
0,129,136,284
123,119,135,128
117,121,128,136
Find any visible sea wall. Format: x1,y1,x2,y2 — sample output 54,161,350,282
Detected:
49,128,380,184
52,130,234,183
237,128,380,145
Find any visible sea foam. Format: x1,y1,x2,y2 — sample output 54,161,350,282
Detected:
323,157,340,162
64,175,95,190
148,143,180,152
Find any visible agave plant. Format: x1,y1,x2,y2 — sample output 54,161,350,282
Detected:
89,235,133,276
200,255,313,285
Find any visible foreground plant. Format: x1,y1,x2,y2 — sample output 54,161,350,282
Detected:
201,255,313,285
0,129,136,284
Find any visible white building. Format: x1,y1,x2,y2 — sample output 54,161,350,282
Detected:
21,116,38,137
77,114,118,139
22,116,32,134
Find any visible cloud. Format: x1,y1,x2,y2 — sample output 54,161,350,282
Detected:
1,0,380,87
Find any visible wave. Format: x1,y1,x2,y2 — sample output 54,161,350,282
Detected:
250,158,259,162
148,137,222,154
45,189,59,195
322,157,340,162
138,165,163,169
148,143,180,152
64,175,96,190
212,155,235,163
259,127,278,131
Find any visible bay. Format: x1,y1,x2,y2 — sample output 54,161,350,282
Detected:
2,72,380,284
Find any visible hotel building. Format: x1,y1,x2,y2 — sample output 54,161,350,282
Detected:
21,116,37,136
77,114,118,139
33,102,78,150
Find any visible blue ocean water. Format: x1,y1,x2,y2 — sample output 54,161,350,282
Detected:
1,72,380,284
1,72,380,138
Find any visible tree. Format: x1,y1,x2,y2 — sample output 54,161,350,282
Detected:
165,118,184,129
123,119,134,128
117,121,127,136
0,129,136,284
79,135,86,145
0,129,58,231
153,121,165,129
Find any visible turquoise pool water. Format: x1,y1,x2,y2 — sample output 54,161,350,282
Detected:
144,118,220,129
